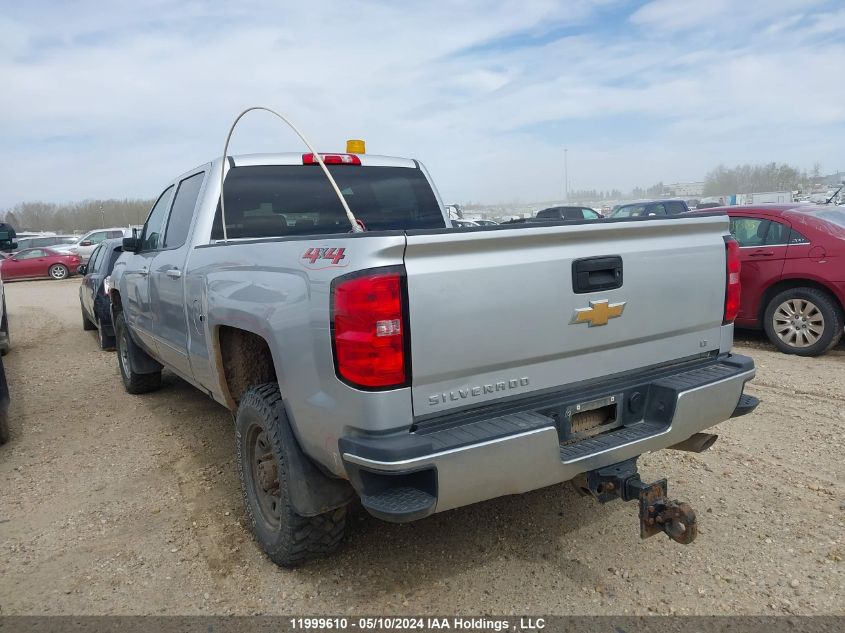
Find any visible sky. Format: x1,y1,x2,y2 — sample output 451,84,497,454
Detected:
1,0,845,208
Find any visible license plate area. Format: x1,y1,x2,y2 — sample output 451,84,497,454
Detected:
550,393,625,444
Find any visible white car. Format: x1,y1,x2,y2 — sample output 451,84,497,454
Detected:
55,227,134,262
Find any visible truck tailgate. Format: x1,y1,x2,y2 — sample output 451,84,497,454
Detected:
404,215,730,416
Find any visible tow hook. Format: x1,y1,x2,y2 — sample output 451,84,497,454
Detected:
573,458,698,545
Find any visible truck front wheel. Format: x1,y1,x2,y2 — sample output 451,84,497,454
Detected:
235,383,347,567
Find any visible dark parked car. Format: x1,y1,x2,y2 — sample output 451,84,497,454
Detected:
609,199,690,218
535,206,602,220
79,239,123,350
701,204,845,356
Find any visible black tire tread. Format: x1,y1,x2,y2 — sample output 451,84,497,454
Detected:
82,302,96,331
97,318,116,350
764,287,844,357
237,383,346,567
0,411,9,445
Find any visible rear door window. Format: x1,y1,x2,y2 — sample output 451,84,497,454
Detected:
729,217,768,247
164,171,205,248
88,245,104,272
581,208,599,219
764,221,790,246
664,201,687,215
211,165,444,239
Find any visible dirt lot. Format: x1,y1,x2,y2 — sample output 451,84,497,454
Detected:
0,279,842,616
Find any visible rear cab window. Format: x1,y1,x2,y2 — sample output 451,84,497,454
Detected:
211,165,444,239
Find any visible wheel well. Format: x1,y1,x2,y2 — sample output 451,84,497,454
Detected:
759,279,843,322
217,326,277,407
110,290,122,313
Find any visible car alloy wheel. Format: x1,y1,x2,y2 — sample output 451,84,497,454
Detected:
772,298,824,348
49,264,68,280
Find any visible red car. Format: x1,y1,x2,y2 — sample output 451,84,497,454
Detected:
712,204,845,356
0,248,82,281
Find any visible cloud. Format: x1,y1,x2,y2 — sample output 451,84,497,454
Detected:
0,0,844,208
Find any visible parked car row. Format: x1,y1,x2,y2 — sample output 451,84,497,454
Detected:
454,200,843,357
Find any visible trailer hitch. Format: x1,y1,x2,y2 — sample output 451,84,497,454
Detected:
573,459,698,545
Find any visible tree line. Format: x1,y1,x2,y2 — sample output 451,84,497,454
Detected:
0,199,155,234
702,162,815,197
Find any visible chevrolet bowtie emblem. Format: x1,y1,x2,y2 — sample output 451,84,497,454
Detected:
570,300,626,327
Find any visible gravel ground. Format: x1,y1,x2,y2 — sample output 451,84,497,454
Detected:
0,279,842,616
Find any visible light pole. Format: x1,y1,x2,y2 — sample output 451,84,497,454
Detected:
99,204,105,228
564,148,569,202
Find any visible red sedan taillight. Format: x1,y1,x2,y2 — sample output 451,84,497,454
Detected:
723,238,741,324
331,269,408,389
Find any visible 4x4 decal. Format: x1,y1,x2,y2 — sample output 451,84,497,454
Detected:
301,247,348,269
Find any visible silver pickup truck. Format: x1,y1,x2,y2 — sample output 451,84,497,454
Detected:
110,148,759,566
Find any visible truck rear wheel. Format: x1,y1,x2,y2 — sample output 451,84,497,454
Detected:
114,311,162,394
236,383,347,567
763,287,843,356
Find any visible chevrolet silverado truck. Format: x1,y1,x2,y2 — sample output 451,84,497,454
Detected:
110,147,759,566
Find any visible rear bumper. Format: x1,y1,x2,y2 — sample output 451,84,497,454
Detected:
341,354,757,521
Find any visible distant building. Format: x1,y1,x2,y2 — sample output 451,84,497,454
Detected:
664,182,704,197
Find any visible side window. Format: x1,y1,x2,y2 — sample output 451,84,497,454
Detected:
664,201,686,215
582,208,599,219
87,231,108,245
95,246,111,272
647,204,666,216
88,246,104,272
729,217,768,247
141,186,175,251
164,172,205,248
107,230,123,239
16,239,31,249
536,209,558,219
764,221,789,246
18,249,47,259
789,229,810,245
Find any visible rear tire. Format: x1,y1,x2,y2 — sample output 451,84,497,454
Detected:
49,264,69,280
236,383,347,567
82,303,96,331
0,408,8,444
763,287,843,356
97,317,116,351
0,356,9,444
114,311,162,394
0,297,10,355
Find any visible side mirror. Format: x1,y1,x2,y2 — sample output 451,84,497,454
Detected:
79,240,92,247
122,236,141,252
78,264,88,275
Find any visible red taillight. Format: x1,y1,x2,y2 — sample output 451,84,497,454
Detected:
332,270,407,389
303,153,361,166
724,238,741,324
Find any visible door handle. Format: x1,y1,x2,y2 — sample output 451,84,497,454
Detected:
137,268,149,277
165,269,182,279
749,251,774,257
